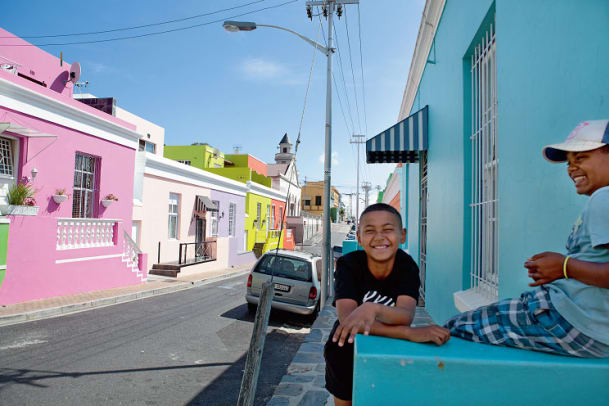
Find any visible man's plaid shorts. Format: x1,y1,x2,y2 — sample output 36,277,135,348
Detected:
444,287,609,358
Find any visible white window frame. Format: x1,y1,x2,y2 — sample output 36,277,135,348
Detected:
469,20,498,301
0,135,19,204
0,136,16,179
211,200,220,237
73,152,98,218
139,139,156,154
168,193,179,239
271,204,276,230
256,202,261,230
228,202,236,237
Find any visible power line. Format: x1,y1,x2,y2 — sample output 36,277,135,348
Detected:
331,23,357,134
343,8,362,134
356,4,369,137
1,0,265,39
0,0,297,47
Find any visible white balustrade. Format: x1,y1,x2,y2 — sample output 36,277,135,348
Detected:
122,231,141,270
57,218,118,250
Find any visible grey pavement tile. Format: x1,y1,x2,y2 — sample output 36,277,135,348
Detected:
304,329,323,343
267,396,291,406
296,391,331,406
292,351,324,364
313,374,326,388
275,383,304,397
298,343,324,353
315,364,326,373
287,363,315,375
281,375,315,384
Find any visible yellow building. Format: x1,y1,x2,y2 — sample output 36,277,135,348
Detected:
301,181,340,219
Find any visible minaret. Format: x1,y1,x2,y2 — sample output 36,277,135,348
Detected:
275,133,294,165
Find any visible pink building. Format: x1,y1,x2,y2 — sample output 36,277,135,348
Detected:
0,28,146,305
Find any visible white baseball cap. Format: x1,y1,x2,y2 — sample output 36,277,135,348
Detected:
543,119,609,163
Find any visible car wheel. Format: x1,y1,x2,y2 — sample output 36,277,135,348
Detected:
308,303,320,323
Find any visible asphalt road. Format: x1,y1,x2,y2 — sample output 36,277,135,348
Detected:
0,274,311,405
0,224,352,406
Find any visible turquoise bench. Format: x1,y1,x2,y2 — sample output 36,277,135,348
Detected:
354,335,609,405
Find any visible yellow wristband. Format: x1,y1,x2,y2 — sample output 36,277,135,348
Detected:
563,256,570,279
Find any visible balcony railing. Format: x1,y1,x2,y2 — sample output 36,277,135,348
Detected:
57,218,118,250
178,241,217,265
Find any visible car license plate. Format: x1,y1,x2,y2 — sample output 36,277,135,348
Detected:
274,283,290,292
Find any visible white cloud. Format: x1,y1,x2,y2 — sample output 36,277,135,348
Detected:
240,58,287,80
318,151,339,166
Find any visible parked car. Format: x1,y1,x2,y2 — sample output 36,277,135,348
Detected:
246,250,322,319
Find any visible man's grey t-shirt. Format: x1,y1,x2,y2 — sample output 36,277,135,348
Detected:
548,186,609,344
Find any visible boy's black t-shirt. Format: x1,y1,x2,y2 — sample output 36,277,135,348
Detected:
330,249,421,335
324,249,420,401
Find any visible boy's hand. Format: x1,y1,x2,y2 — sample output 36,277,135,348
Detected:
524,251,565,286
404,325,450,346
332,302,378,347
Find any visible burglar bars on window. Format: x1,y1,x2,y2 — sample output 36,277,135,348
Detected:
470,19,498,300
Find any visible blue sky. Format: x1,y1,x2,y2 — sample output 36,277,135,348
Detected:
3,0,424,201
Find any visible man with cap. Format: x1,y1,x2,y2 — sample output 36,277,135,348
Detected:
444,120,609,358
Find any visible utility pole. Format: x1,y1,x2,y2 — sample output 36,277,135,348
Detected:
350,134,366,229
362,181,372,209
306,0,359,310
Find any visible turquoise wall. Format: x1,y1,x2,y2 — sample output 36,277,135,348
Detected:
496,0,609,297
404,0,609,323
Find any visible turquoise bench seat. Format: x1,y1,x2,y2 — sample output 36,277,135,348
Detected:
354,335,609,405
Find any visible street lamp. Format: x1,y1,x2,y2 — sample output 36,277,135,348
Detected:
224,15,335,309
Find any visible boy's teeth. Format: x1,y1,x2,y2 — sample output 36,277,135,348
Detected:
573,176,585,185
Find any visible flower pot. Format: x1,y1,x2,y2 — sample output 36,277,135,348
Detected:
52,194,68,204
101,199,114,208
1,205,39,216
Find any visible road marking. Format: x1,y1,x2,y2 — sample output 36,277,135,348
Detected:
0,339,48,351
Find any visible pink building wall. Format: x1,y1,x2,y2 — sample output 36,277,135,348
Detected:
0,28,143,305
247,155,268,176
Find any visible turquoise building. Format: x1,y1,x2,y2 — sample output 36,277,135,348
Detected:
366,0,609,323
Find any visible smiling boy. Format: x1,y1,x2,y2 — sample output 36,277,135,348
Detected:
445,120,609,358
324,203,449,406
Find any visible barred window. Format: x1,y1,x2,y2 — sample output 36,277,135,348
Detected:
0,137,14,177
228,203,236,237
256,202,261,229
469,19,498,300
271,204,275,230
73,153,98,218
211,200,220,237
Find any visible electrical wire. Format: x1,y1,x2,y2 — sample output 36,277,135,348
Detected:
342,8,362,135
1,1,265,39
0,0,297,47
356,4,369,137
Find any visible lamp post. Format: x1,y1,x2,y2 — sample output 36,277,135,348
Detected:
223,17,335,309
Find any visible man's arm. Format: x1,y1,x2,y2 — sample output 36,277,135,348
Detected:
525,249,609,288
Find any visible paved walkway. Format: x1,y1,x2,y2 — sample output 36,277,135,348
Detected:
0,263,253,327
267,304,435,406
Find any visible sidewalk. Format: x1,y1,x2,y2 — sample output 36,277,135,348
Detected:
0,263,253,327
267,304,435,406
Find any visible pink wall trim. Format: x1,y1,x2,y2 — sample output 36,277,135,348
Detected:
0,216,141,305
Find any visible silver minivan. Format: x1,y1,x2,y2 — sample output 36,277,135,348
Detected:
245,250,322,318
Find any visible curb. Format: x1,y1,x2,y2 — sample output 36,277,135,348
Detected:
0,268,251,327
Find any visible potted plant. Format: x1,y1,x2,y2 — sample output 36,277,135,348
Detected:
52,188,70,204
2,180,39,216
101,193,118,208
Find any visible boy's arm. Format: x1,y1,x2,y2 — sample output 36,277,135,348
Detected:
332,295,416,346
525,250,609,289
369,322,450,347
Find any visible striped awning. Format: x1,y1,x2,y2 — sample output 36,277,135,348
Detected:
366,105,428,164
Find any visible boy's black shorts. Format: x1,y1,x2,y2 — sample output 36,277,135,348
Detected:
324,338,354,401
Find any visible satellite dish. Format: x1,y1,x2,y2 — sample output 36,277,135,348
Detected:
69,62,81,83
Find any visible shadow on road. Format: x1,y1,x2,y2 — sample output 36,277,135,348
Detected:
220,303,314,329
185,328,308,406
0,362,233,390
